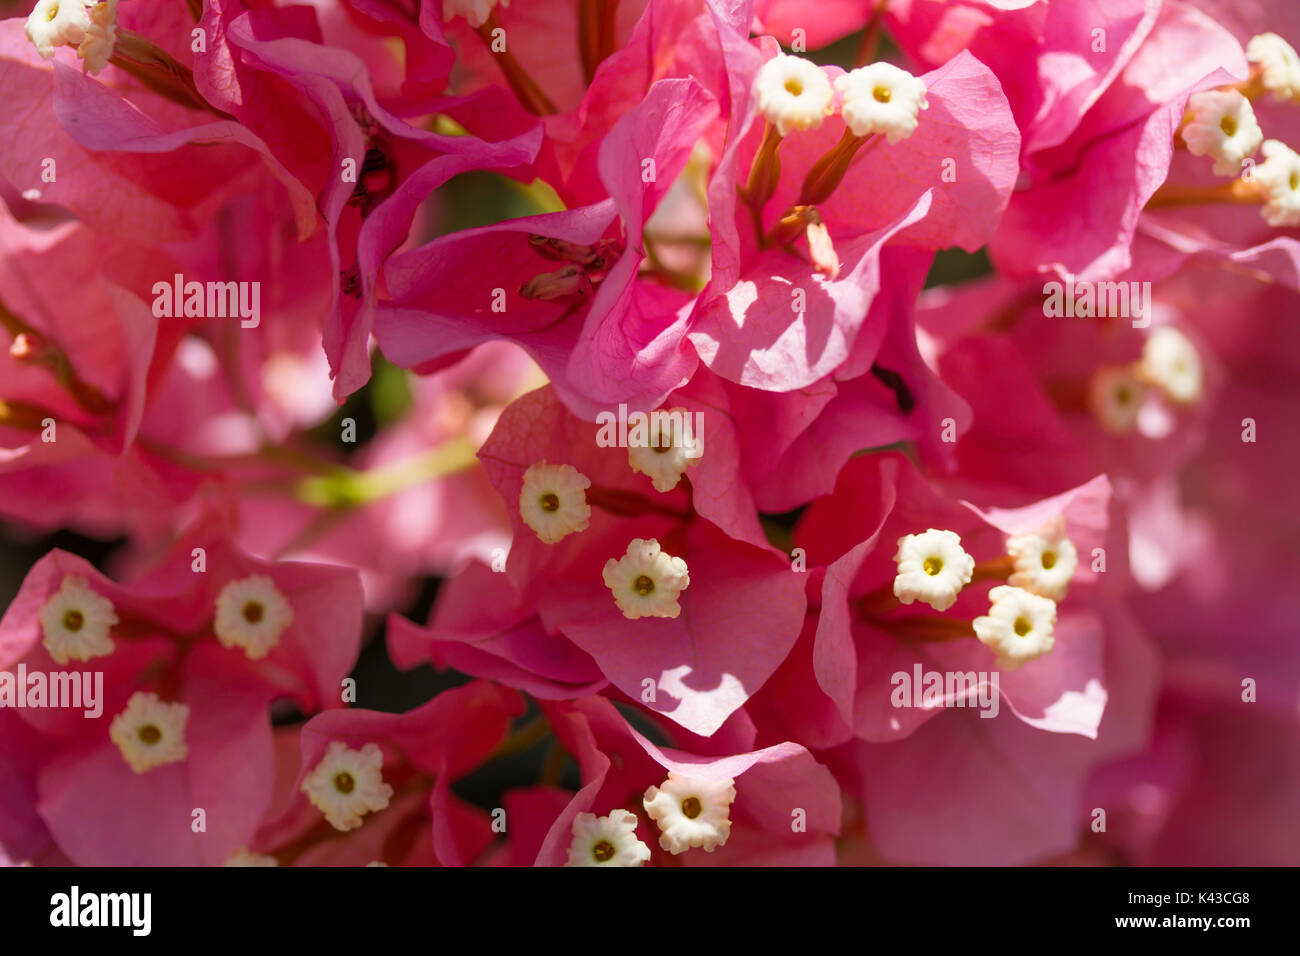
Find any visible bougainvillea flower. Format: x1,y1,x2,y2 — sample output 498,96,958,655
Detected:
913,270,1221,500
883,0,1300,285
1119,270,1300,705
392,382,806,736
375,77,718,417
689,37,1019,390
1123,3,1300,290
533,696,842,866
0,524,362,864
250,681,524,866
769,452,1140,752
196,2,543,398
983,3,1247,281
835,601,1157,866
2,0,1295,875
887,0,1162,157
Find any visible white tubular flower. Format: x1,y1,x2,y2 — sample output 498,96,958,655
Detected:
973,585,1057,671
76,0,117,75
1140,326,1203,404
1253,139,1300,227
1182,90,1261,176
25,0,91,59
38,575,117,664
893,529,975,612
109,692,189,773
519,462,591,543
442,0,506,28
564,810,652,867
643,773,735,855
1088,364,1147,433
301,741,394,832
1005,517,1078,601
754,54,834,136
223,847,278,867
602,538,690,620
835,62,928,143
1247,33,1300,102
213,574,294,660
805,218,840,280
627,408,702,493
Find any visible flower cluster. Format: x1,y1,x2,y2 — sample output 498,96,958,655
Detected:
0,0,1295,868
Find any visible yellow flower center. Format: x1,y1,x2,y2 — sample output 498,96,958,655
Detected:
540,492,560,512
785,77,804,96
1041,551,1057,570
680,796,702,819
334,772,356,794
922,556,943,576
242,601,264,624
633,575,655,596
138,724,162,745
1013,616,1032,637
1219,115,1237,137
592,840,615,863
873,85,892,103
46,4,59,21
63,609,84,631
652,426,678,455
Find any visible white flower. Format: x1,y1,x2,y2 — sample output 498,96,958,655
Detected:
1247,33,1300,102
519,462,591,543
1088,364,1147,433
1181,90,1261,176
643,773,735,854
442,0,507,28
805,218,840,279
602,538,689,620
38,575,117,664
24,0,92,59
109,692,189,773
1252,139,1300,228
973,585,1057,671
213,574,294,660
627,408,702,493
76,0,117,75
224,847,278,867
893,529,975,612
834,62,928,143
301,741,394,831
1006,517,1078,601
754,54,834,136
1140,326,1203,404
564,810,652,867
